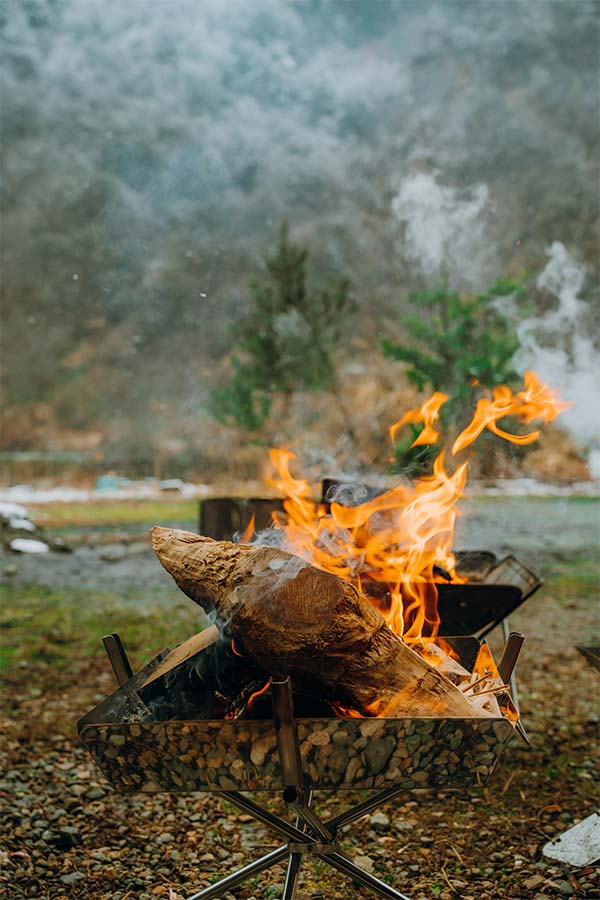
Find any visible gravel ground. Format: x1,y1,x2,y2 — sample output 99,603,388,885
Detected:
1,497,598,899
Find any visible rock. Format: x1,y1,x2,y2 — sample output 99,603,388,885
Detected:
523,875,545,890
60,871,85,885
0,502,29,521
85,786,106,800
59,826,82,847
8,517,36,532
50,536,73,553
369,812,391,833
329,746,349,774
364,736,394,774
156,831,174,844
42,826,82,849
352,854,375,874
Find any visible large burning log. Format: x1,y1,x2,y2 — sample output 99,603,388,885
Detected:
152,527,487,719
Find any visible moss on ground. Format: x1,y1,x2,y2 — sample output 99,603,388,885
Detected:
0,582,205,678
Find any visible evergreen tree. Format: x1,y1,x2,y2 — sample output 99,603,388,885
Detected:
382,280,524,474
211,221,353,430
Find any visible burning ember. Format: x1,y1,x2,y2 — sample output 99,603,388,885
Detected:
265,371,569,642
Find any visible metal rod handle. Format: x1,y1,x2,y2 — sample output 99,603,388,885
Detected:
497,631,524,684
102,633,133,687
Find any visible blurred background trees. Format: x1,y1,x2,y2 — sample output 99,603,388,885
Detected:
1,0,598,481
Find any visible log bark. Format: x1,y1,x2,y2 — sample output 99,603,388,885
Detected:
151,527,488,718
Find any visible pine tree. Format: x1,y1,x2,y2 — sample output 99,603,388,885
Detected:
211,221,353,430
382,280,524,474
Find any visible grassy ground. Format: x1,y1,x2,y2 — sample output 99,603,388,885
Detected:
29,498,199,529
0,525,598,898
0,583,205,675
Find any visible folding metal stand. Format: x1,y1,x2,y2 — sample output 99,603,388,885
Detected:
96,633,525,898
185,677,412,900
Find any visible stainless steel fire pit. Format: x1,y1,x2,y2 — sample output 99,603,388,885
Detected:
78,636,519,900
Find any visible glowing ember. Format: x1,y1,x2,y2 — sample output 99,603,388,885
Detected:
266,371,569,642
245,680,271,712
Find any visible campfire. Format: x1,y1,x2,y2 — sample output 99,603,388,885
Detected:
263,369,568,644
78,371,568,900
132,370,566,725
81,370,569,727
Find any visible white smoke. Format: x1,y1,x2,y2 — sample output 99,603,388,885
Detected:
393,174,599,449
391,172,495,290
514,242,600,445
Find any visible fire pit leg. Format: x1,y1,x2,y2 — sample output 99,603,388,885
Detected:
283,786,319,899
283,851,302,900
270,676,414,900
186,679,415,900
283,787,312,900
185,845,289,900
322,849,413,900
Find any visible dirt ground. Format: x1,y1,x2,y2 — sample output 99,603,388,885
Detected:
1,497,598,900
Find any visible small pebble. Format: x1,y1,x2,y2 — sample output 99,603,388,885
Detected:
156,831,174,845
352,854,375,874
85,786,106,800
369,812,390,833
524,874,545,890
60,872,85,885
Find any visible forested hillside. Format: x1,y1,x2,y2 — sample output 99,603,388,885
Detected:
1,0,598,476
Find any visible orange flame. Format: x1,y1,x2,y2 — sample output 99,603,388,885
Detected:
240,514,256,544
390,391,449,446
452,370,571,454
266,372,568,643
231,639,243,658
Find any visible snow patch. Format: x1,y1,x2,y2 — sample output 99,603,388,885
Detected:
8,517,36,532
0,501,30,520
10,538,50,554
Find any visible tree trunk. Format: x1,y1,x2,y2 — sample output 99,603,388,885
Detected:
151,527,488,718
